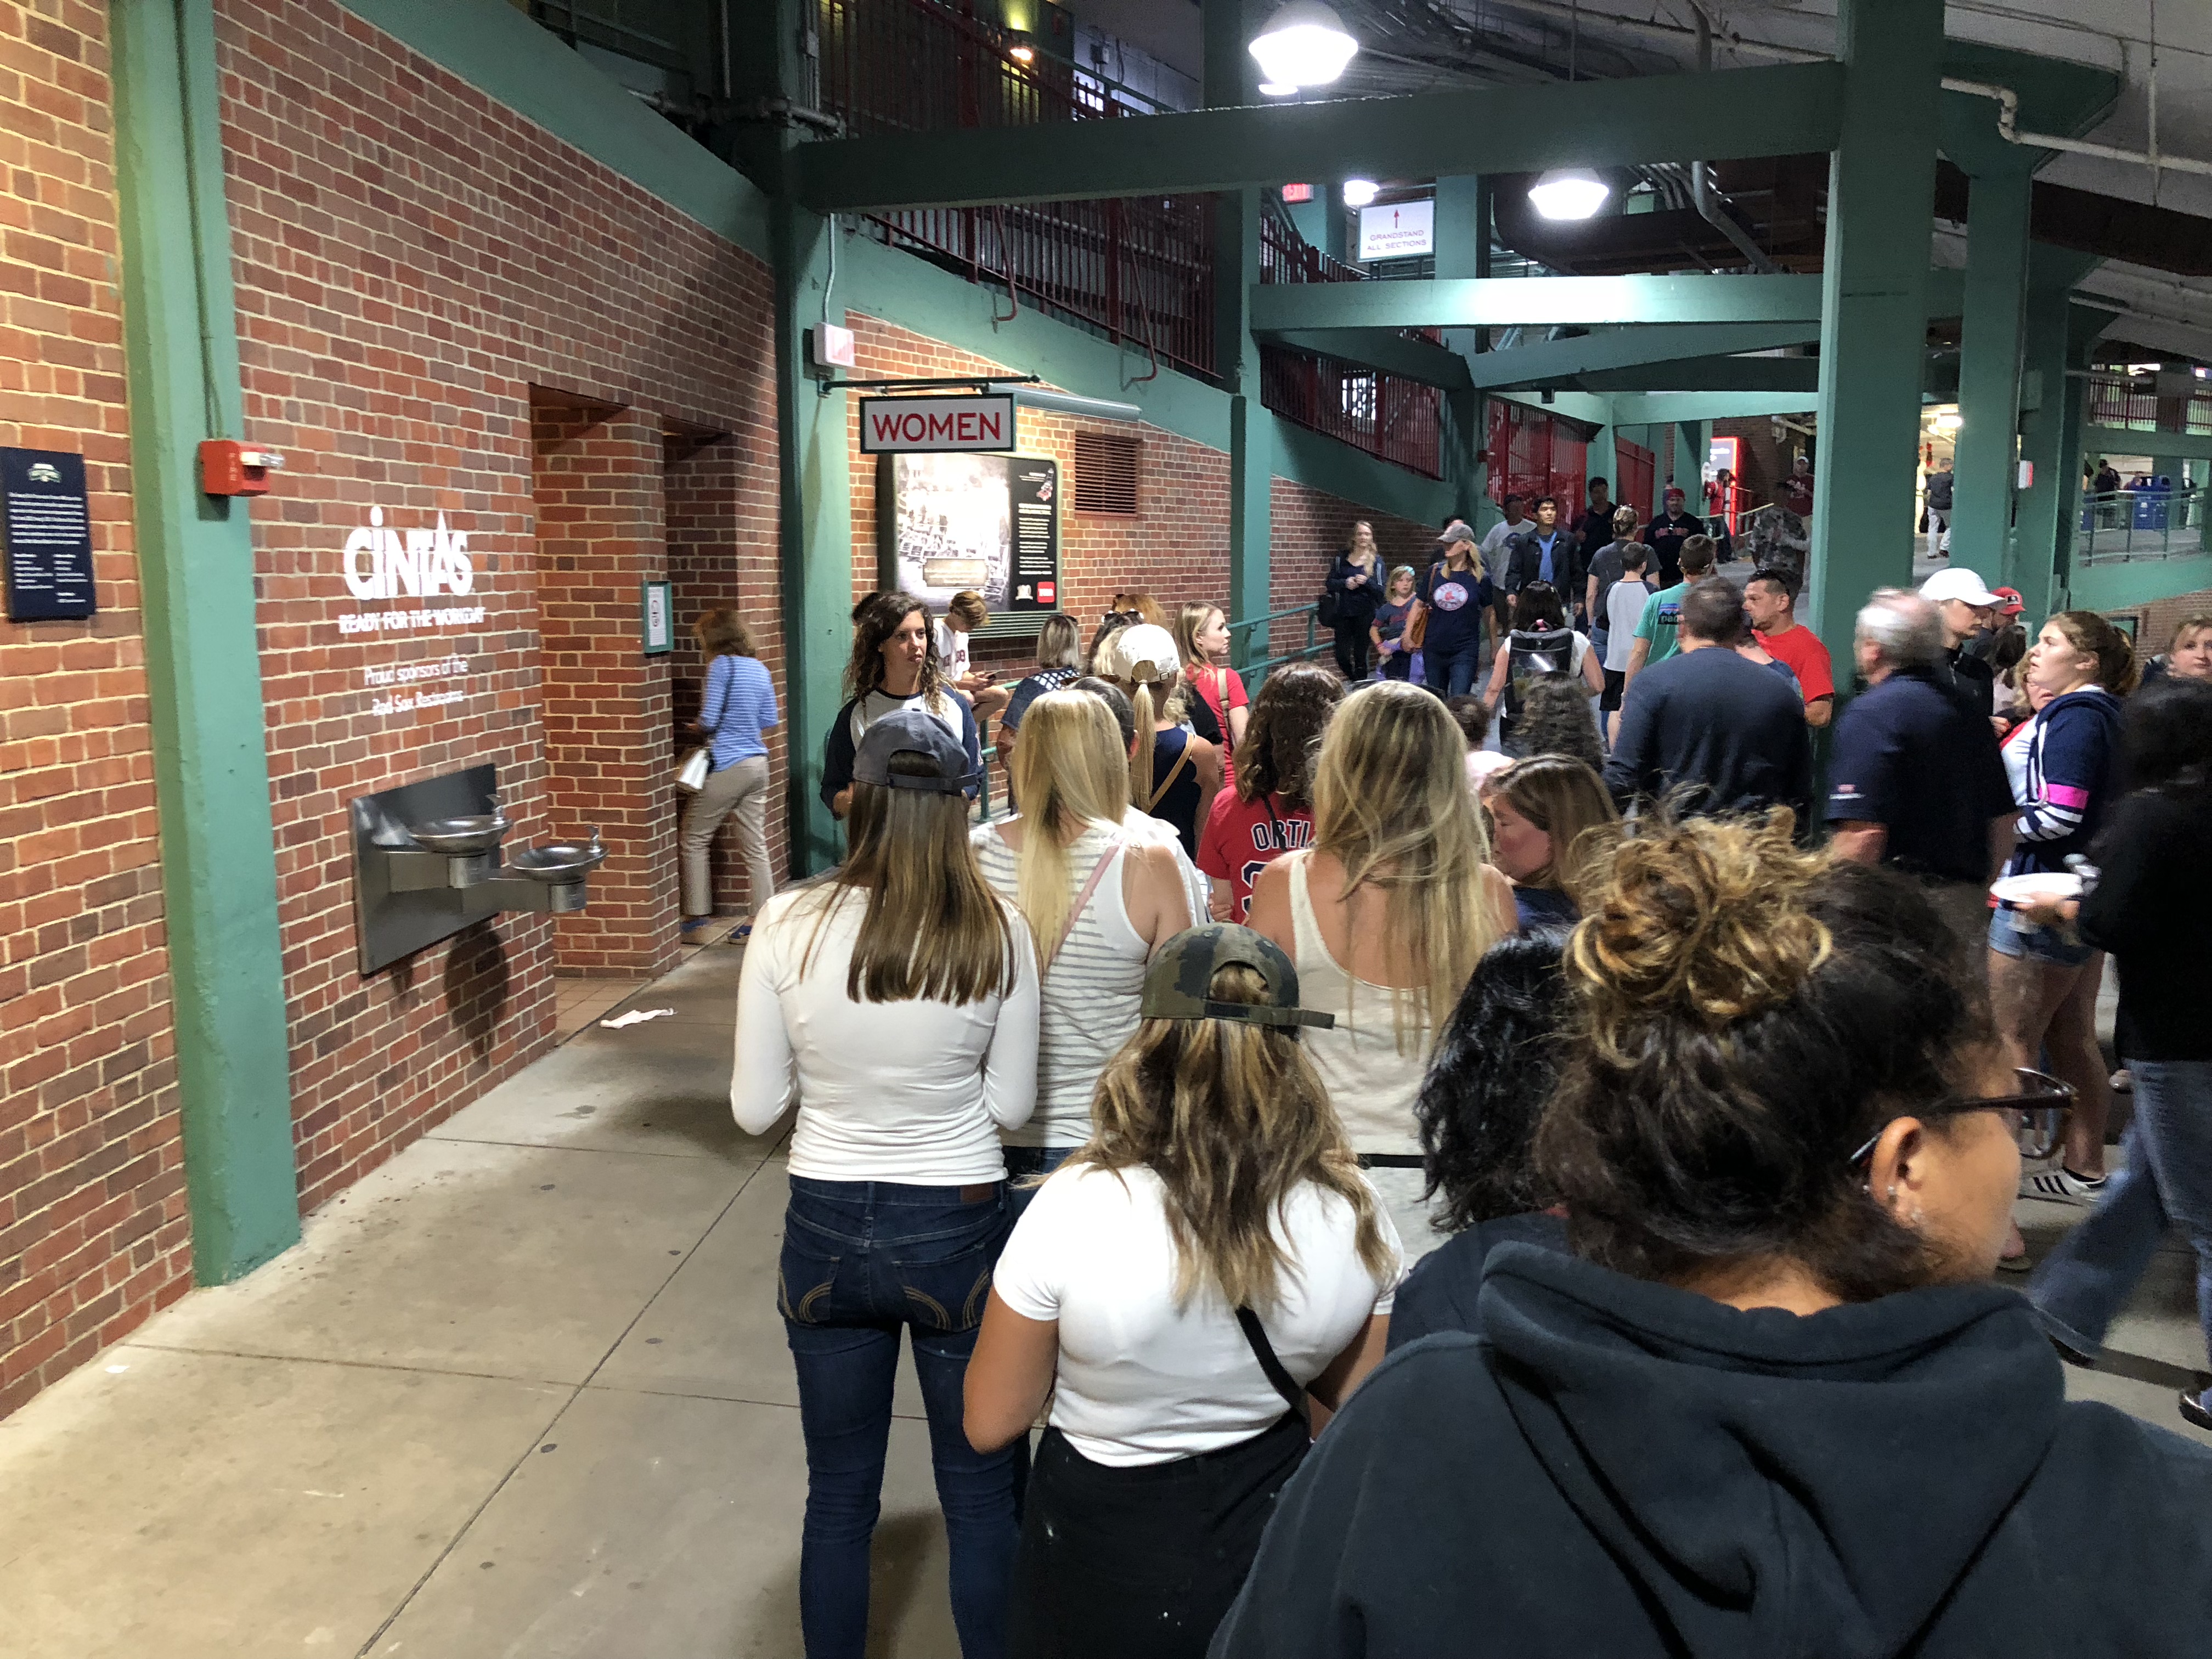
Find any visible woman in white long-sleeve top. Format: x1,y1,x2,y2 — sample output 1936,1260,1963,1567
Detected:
732,710,1040,1659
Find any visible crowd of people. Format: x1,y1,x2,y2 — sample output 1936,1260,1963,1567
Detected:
699,526,2212,1658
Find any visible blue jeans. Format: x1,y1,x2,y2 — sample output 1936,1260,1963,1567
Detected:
2030,1061,2212,1412
781,1176,1023,1658
1422,639,1484,699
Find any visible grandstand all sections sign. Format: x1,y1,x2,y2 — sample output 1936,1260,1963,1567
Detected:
860,394,1017,454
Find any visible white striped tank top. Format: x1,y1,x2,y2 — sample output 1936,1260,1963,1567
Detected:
972,821,1149,1148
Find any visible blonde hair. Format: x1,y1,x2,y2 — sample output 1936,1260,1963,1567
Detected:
1311,681,1503,1052
801,750,1013,1005
1095,623,1187,808
1173,601,1223,674
1080,962,1392,1311
1007,692,1130,967
1489,754,1620,898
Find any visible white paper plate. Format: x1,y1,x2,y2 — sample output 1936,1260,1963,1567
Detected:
1990,873,2083,905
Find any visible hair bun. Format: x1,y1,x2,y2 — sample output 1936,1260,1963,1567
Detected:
1569,813,1830,1032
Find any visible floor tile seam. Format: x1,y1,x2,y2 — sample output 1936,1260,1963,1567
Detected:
571,1379,932,1423
116,1341,595,1390
417,1133,770,1166
352,1383,588,1659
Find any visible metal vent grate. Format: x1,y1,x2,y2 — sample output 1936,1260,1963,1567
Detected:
1074,432,1141,515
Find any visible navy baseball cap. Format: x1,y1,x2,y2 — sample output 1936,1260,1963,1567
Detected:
853,709,975,794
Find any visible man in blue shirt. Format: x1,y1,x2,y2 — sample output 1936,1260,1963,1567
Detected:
1827,589,2015,951
1503,495,1585,622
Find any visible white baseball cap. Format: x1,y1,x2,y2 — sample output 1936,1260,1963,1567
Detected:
1919,568,2004,608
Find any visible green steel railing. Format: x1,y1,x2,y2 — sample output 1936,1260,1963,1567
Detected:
2075,488,2209,565
1228,601,1333,690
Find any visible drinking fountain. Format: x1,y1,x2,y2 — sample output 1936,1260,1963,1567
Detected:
349,764,608,974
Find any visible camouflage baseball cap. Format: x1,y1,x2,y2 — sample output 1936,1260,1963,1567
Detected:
1139,924,1335,1033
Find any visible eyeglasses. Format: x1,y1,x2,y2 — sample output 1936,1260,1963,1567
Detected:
1848,1069,2076,1166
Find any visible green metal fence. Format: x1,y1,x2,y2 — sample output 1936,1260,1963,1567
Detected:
1228,601,1331,689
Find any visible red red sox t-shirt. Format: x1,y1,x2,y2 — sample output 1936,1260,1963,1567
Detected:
1197,789,1314,921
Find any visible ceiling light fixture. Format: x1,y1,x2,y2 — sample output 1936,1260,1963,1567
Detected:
1258,81,1298,97
1249,1,1359,92
1341,178,1379,207
1527,168,1610,221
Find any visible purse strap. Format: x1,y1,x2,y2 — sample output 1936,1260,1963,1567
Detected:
1235,1307,1307,1414
1147,739,1195,811
1049,836,1124,963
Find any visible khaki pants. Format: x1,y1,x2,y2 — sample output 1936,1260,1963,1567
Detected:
681,754,774,919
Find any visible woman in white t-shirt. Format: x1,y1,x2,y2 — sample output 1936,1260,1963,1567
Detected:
734,710,1039,1659
966,925,1401,1659
972,691,1193,1189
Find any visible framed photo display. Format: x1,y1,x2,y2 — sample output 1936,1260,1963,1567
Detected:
877,451,1059,633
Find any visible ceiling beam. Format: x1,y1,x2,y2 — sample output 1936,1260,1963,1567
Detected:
2080,425,2212,461
1464,323,1820,389
1573,357,1822,393
1607,392,1821,425
794,61,1844,212
1252,269,1967,334
1266,330,1471,390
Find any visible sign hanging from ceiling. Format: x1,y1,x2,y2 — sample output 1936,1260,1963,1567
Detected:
1357,198,1435,261
860,394,1018,454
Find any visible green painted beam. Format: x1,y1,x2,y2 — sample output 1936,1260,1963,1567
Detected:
2080,425,2212,460
1949,163,2035,575
795,62,1846,212
1465,323,1818,390
1608,391,1820,425
1254,270,1966,335
1573,357,1821,394
1805,0,1945,667
1488,387,1616,428
2070,552,2212,615
112,0,300,1282
336,0,770,258
1206,3,1272,659
1267,330,1471,390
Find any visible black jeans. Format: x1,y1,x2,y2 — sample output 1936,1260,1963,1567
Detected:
1330,619,1372,681
1008,1414,1307,1658
781,1176,1024,1658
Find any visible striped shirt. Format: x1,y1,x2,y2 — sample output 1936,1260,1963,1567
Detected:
972,821,1149,1149
699,653,777,769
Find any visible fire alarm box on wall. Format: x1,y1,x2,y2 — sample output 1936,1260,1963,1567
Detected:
199,439,284,496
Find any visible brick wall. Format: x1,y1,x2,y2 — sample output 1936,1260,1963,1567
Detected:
216,0,779,1215
1,2,193,1418
1269,481,1442,664
2106,585,2212,665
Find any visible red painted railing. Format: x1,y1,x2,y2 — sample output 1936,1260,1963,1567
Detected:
816,0,1216,379
1256,212,1445,479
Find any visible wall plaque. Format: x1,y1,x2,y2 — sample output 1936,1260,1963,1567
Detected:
2,447,96,621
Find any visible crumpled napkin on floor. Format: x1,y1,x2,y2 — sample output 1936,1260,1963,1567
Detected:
599,1007,676,1030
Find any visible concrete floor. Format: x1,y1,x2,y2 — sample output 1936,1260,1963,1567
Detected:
5,927,2205,1658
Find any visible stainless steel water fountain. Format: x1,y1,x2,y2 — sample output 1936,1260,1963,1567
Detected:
349,765,607,973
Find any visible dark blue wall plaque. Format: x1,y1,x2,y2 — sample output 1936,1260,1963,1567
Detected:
3,447,97,622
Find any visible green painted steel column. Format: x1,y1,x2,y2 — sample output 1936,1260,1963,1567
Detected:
1207,0,1271,654
1674,420,1708,504
1805,0,1944,669
1949,163,2035,574
2014,254,2101,620
747,0,850,872
1435,174,1486,525
111,0,300,1280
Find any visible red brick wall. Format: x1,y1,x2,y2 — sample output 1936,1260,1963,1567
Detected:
1269,481,1441,663
216,0,779,1214
2108,585,2212,666
0,2,194,1419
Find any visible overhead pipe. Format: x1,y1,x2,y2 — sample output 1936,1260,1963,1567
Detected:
1685,5,1781,275
1943,77,2212,182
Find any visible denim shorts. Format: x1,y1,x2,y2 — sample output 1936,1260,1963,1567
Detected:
1988,902,2095,968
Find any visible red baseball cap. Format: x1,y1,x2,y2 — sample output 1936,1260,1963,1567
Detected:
1990,585,2025,617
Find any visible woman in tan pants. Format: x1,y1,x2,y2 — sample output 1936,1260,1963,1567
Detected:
681,610,778,943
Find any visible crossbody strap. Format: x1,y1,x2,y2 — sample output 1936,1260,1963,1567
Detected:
1235,1307,1307,1415
1146,741,1194,811
1049,837,1124,963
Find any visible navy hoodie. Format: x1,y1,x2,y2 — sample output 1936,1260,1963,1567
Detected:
2002,687,2125,879
1213,1244,2212,1658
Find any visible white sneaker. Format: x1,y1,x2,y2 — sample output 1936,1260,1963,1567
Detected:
2021,1167,2107,1206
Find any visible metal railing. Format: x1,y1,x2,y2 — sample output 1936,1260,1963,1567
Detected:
1256,211,1446,478
2084,373,2212,436
1228,602,1332,689
2075,487,2209,563
817,0,1216,378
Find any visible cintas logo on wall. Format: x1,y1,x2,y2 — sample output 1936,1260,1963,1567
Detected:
336,507,488,637
335,506,488,718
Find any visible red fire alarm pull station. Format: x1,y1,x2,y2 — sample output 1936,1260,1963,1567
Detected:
199,439,285,496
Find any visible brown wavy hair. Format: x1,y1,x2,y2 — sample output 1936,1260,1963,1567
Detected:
843,592,949,707
1236,663,1343,808
2046,609,2142,696
1080,962,1392,1311
695,608,756,657
1537,814,1993,1301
